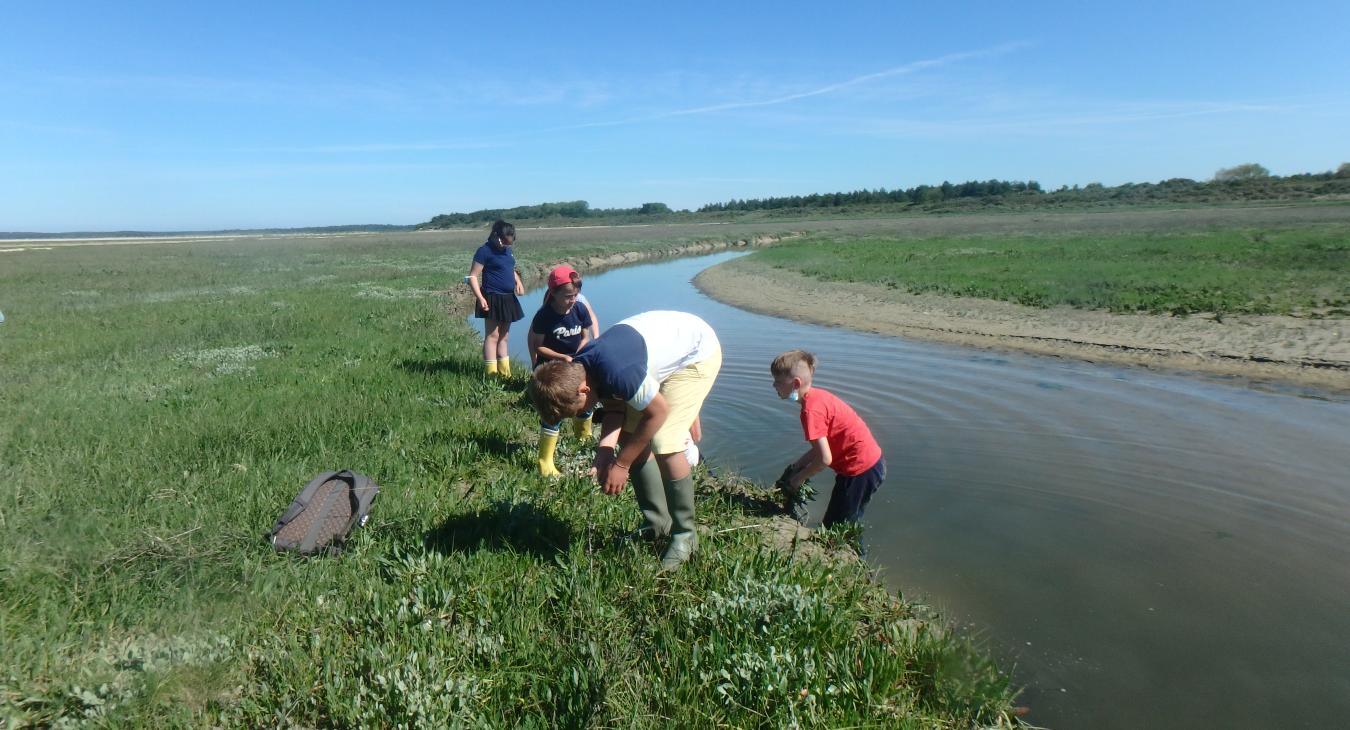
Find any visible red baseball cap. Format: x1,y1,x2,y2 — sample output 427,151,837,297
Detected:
547,265,581,292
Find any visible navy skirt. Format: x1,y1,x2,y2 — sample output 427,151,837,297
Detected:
475,291,524,323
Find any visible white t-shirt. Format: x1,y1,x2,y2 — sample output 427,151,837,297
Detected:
572,310,720,411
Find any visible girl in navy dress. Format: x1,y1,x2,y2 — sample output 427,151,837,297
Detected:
467,219,525,377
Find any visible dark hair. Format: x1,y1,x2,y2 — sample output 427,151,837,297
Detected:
490,220,515,242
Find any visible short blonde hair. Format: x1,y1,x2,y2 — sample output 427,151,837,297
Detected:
529,360,588,423
770,349,817,379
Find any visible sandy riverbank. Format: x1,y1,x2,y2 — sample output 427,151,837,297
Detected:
695,256,1350,394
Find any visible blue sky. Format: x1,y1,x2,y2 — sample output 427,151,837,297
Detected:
2,1,1347,231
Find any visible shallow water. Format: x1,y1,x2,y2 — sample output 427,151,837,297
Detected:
474,251,1350,729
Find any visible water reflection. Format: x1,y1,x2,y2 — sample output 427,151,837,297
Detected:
472,251,1350,729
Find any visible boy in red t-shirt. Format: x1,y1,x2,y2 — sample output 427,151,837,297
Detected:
771,349,886,528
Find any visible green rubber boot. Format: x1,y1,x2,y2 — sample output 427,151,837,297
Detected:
659,473,698,572
629,457,671,541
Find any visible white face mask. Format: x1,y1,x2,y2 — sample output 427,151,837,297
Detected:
785,388,800,403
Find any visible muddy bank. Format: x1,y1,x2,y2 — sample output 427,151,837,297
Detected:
695,256,1350,393
520,233,787,282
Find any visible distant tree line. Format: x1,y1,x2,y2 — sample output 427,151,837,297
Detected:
698,179,1043,212
416,163,1350,229
419,200,674,229
697,163,1350,214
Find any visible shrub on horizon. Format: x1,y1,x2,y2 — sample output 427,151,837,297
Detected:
1214,163,1271,182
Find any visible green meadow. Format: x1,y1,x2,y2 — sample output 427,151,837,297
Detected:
751,225,1350,316
0,234,1024,727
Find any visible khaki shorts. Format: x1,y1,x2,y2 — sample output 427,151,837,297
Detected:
623,348,722,455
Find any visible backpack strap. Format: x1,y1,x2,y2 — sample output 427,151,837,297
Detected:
348,471,380,522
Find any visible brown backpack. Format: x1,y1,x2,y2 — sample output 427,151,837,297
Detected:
268,470,380,556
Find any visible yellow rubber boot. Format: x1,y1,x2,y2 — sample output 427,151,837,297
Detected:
497,358,512,378
572,415,594,442
537,430,561,478
485,359,498,376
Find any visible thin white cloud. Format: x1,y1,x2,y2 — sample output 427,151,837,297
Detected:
19,69,610,114
636,176,800,186
838,100,1298,138
554,41,1032,131
234,44,1030,154
37,71,411,107
244,141,508,153
0,119,113,138
667,42,1031,116
218,96,1323,156
1023,102,1289,127
131,160,489,182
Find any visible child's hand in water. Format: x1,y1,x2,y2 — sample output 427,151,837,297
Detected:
776,465,812,523
775,465,796,505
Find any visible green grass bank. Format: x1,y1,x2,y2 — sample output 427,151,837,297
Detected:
0,234,1025,727
750,225,1350,317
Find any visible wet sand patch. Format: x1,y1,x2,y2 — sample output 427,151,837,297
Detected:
695,256,1350,393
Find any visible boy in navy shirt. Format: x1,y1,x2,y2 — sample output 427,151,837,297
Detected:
529,311,721,572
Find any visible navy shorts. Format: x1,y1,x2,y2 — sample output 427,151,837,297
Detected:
822,456,886,527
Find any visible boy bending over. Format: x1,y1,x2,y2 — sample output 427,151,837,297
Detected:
530,311,721,572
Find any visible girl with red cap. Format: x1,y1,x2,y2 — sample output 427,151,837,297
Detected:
528,265,597,476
